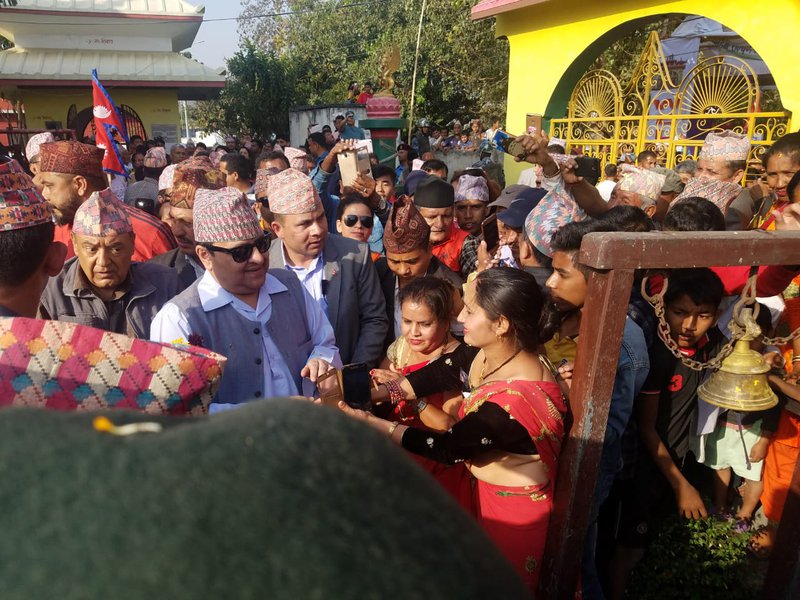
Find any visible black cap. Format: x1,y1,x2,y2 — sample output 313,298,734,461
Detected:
496,189,547,229
414,175,455,208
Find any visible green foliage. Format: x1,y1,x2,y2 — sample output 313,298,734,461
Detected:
627,516,763,600
191,41,297,138
239,0,509,125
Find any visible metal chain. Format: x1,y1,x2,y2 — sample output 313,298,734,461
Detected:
762,325,800,346
641,269,800,368
642,277,738,371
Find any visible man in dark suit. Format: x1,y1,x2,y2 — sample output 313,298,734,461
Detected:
375,196,463,350
266,168,387,367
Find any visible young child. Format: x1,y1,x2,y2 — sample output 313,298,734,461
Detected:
456,132,474,151
610,268,725,599
695,306,778,522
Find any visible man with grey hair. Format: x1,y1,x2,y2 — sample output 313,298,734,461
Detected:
169,144,187,165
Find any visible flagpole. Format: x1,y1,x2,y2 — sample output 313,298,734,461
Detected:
407,0,427,145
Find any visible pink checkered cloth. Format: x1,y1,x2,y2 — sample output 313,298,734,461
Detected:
0,317,225,414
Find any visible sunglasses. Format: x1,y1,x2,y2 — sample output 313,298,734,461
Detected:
343,215,373,228
201,235,271,263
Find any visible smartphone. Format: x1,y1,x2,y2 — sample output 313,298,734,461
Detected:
341,362,372,409
574,156,601,185
337,140,373,188
481,214,499,251
526,113,543,135
492,130,526,159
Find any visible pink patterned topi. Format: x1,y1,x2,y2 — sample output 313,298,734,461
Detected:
264,168,320,215
193,187,263,243
72,189,133,237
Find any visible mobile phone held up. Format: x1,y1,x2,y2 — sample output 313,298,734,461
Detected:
493,131,526,160
481,214,499,252
573,156,601,186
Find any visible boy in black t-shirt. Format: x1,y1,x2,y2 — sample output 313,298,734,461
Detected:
610,269,724,597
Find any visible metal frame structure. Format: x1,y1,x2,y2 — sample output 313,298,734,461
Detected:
550,32,791,182
539,230,800,600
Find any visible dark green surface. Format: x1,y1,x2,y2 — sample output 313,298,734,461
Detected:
0,401,527,599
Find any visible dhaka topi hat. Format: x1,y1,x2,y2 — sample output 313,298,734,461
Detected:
38,141,104,181
209,149,225,168
671,177,743,214
264,168,320,215
170,156,226,209
497,189,547,230
26,132,55,163
283,147,308,174
158,164,176,192
617,165,666,205
455,174,490,203
193,187,263,243
72,189,133,237
254,167,282,200
413,175,454,209
144,147,167,169
699,131,750,163
403,170,428,196
489,184,529,209
383,196,430,254
0,159,53,231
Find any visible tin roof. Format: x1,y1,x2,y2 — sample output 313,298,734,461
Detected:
0,47,224,98
11,0,204,18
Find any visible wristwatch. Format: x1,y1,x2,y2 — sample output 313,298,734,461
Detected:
415,399,428,413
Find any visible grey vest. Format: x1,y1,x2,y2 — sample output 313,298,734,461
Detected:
170,270,312,404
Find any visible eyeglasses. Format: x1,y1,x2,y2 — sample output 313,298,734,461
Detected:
201,235,271,263
342,215,373,228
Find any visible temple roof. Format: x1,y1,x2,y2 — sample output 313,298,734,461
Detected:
471,0,549,20
0,47,224,99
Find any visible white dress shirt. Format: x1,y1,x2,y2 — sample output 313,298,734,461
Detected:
280,241,329,315
150,271,341,412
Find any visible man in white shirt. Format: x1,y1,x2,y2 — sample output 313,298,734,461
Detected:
596,163,619,202
151,187,340,411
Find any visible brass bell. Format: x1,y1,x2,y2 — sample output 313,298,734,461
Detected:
698,338,778,412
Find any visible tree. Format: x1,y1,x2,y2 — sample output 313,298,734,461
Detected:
239,0,509,126
191,41,297,138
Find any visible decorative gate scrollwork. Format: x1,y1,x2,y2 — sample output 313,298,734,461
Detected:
550,31,791,180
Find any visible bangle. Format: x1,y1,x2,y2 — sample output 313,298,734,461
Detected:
383,379,405,404
415,399,428,414
792,357,800,363
387,421,399,437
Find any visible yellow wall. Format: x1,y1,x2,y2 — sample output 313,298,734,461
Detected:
496,0,800,182
22,87,179,139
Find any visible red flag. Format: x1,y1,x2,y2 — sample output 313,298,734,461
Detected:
91,69,129,178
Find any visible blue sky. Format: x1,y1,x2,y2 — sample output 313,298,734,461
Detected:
189,0,245,70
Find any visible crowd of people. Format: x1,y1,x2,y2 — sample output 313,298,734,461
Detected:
3,120,800,597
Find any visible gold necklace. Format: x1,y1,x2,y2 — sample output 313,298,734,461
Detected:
478,349,521,385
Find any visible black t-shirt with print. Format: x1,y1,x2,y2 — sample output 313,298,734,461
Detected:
641,327,726,462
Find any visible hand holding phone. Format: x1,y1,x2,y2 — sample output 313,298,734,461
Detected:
481,214,499,251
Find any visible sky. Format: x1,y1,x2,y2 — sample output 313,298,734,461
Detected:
188,0,246,70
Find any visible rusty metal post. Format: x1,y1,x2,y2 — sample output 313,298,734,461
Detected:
538,231,800,599
538,266,634,599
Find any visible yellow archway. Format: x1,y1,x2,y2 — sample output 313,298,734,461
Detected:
482,0,800,180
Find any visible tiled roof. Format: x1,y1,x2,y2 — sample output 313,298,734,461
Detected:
13,0,203,17
0,48,223,83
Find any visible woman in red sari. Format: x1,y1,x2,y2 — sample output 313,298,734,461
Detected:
371,276,463,431
340,268,566,594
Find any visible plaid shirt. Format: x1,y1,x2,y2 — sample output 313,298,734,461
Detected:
459,234,482,279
